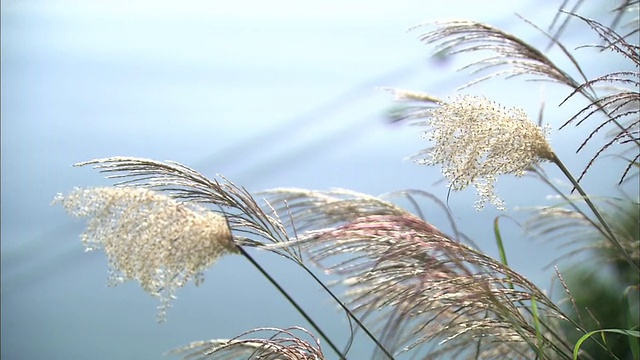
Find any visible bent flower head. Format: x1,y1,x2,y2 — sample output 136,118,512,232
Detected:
417,95,554,210
53,186,237,320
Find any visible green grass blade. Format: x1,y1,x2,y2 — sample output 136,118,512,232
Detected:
531,295,544,355
573,329,640,360
493,216,514,290
624,286,640,360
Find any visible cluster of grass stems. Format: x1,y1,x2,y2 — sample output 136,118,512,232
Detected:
55,2,639,359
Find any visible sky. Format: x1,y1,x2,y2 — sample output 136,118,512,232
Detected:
1,1,636,359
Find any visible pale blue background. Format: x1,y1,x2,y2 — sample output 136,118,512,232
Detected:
1,1,634,359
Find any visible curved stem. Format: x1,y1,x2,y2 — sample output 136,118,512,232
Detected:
550,152,639,272
297,264,396,360
237,246,346,360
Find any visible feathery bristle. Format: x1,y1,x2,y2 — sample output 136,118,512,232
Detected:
53,186,237,320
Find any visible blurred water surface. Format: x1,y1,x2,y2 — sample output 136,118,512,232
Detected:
1,1,634,359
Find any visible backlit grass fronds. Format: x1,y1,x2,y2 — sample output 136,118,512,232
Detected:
413,95,555,210
62,158,348,356
379,87,443,104
525,196,640,275
262,187,409,233
259,188,571,358
413,20,582,89
74,157,299,261
280,213,570,359
582,12,639,60
411,13,640,186
52,186,237,320
558,14,640,184
549,0,639,45
170,327,324,360
613,0,640,35
378,87,443,123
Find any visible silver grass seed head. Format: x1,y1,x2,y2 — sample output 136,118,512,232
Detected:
417,95,555,210
53,186,237,320
170,326,325,360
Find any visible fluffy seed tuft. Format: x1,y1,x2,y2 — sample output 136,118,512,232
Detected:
53,186,237,320
416,95,555,210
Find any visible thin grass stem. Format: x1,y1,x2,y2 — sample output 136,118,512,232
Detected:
236,246,345,360
550,152,639,272
279,197,397,359
296,263,396,360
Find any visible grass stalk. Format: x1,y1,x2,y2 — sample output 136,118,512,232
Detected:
297,263,396,360
550,152,639,272
237,246,346,359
